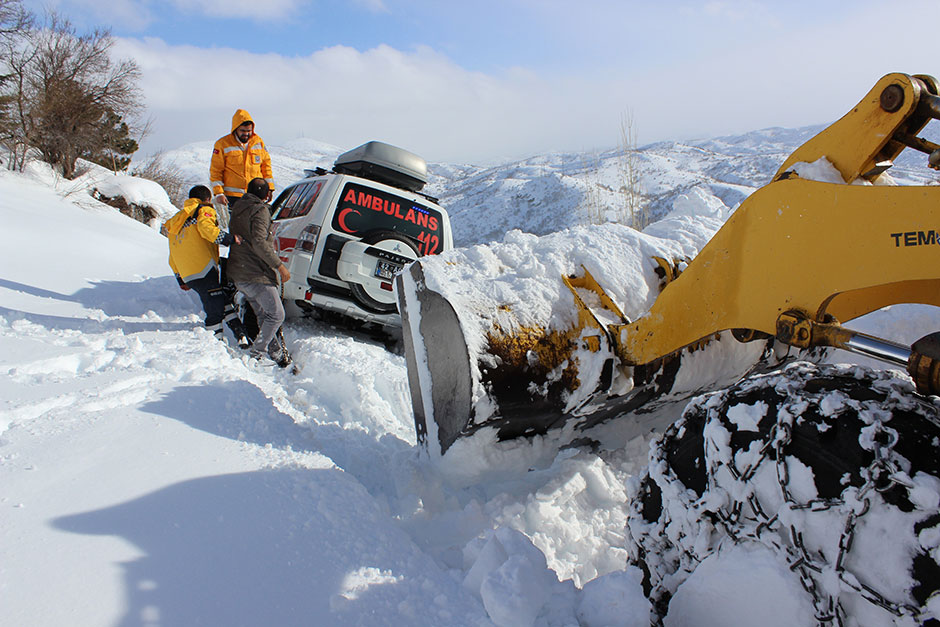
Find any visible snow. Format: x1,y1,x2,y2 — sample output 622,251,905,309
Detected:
91,174,178,217
664,543,817,626
3,125,940,626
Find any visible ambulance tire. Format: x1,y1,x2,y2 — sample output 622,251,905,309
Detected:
349,230,419,315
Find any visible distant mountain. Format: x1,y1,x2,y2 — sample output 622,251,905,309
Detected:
161,121,940,248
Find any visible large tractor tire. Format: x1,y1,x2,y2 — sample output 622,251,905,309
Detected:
627,361,940,626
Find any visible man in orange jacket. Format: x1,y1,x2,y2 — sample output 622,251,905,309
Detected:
209,109,274,206
209,109,275,343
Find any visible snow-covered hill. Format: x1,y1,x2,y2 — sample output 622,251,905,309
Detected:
4,120,940,626
160,121,939,248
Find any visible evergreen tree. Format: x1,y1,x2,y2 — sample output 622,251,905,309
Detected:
84,109,139,172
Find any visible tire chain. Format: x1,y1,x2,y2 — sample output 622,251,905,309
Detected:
636,367,934,626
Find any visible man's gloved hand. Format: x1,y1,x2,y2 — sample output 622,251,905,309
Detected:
176,274,191,291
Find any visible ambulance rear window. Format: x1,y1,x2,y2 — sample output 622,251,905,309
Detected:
331,182,444,255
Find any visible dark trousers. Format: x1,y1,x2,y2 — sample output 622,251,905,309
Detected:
186,269,226,327
219,257,257,337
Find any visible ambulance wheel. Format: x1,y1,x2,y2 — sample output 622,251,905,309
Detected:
626,361,940,625
349,230,419,314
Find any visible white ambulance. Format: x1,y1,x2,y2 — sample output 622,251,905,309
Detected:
271,141,453,329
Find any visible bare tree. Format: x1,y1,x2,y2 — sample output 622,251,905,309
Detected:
618,109,649,229
131,149,188,206
0,0,32,168
1,11,142,178
584,150,607,225
0,0,28,37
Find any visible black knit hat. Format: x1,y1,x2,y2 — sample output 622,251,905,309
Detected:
188,185,212,201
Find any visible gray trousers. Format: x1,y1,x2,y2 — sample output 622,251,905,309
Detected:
236,282,285,355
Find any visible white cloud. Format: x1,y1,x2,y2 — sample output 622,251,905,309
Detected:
112,0,939,165
116,37,617,164
23,0,311,28
350,0,389,13
168,0,308,20
23,0,156,30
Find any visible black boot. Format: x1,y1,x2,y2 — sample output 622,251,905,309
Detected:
268,328,292,368
226,316,251,349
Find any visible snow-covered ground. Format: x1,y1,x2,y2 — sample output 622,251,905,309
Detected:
3,130,940,626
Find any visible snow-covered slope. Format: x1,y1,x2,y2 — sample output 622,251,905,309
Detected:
2,161,658,626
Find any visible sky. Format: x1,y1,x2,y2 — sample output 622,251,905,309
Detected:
19,0,940,165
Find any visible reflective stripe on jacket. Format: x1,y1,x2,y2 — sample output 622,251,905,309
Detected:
209,109,274,198
164,198,224,283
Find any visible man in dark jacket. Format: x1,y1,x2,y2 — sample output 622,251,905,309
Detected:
227,178,292,367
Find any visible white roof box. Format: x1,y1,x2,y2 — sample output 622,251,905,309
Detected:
333,141,428,192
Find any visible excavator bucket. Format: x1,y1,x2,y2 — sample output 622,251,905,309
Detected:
397,72,940,457
398,262,473,451
396,234,797,456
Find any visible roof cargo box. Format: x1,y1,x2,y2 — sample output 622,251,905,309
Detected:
333,141,428,192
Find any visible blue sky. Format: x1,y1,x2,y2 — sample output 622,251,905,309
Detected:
21,0,940,164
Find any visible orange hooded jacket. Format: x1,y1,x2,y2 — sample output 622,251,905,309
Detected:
209,109,274,199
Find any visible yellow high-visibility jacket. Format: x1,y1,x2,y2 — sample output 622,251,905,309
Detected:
209,109,274,199
165,198,225,283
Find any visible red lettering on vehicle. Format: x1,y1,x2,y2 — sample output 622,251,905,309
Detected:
405,208,416,224
416,212,428,228
429,216,438,231
344,189,357,203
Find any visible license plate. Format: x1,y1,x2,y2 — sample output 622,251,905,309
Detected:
374,260,402,280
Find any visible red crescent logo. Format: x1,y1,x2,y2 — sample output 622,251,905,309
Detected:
338,208,360,233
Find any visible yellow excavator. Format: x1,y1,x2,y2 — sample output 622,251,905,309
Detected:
397,72,940,455
396,72,940,624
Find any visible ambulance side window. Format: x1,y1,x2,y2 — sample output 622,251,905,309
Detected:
270,188,291,220
285,181,323,219
272,184,308,221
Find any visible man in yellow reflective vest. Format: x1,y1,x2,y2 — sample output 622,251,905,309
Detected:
209,109,274,206
165,185,247,345
209,109,275,343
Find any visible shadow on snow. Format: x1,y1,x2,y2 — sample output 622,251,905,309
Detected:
53,467,430,627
